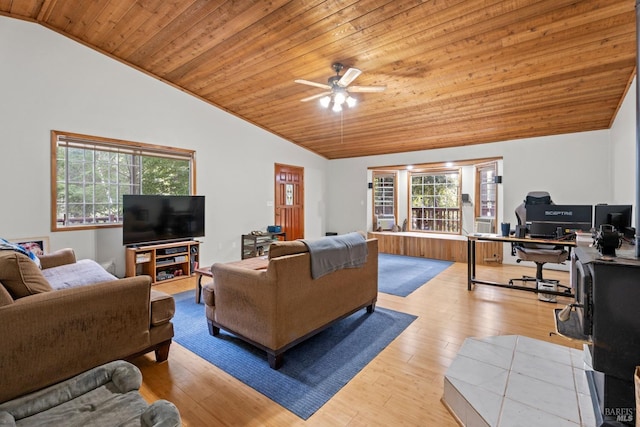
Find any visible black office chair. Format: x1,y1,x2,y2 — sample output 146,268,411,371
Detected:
509,191,569,288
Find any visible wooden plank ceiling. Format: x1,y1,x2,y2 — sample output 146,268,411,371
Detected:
2,0,636,159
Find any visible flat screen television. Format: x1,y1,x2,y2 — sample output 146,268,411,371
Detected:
594,204,632,232
123,195,205,246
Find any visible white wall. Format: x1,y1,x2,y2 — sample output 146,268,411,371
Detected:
0,17,327,276
610,78,637,216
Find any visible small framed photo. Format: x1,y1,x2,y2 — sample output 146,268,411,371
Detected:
9,237,50,256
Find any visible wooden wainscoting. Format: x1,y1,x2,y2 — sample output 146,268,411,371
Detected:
368,231,502,265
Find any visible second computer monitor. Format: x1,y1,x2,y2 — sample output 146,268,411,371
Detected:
593,204,632,232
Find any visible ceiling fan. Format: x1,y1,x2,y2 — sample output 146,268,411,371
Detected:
294,63,386,112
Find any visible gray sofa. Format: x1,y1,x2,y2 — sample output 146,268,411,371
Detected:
0,360,181,426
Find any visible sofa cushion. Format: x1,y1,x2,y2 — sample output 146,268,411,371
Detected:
268,240,308,259
150,290,176,326
39,248,76,270
0,251,52,299
0,283,14,306
267,233,367,259
203,283,215,307
0,360,181,426
41,259,117,290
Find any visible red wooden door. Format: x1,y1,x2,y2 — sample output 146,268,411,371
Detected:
274,163,304,240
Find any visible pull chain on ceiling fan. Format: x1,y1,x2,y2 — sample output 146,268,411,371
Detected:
295,62,386,112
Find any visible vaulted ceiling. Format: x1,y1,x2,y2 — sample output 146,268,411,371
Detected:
2,1,636,159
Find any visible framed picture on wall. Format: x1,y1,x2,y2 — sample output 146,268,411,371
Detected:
9,237,50,256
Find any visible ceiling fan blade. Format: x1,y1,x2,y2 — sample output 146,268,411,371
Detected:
348,85,387,93
300,92,331,102
337,67,361,87
294,79,331,90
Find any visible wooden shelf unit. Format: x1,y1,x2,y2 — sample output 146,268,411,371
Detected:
125,240,200,284
241,232,286,259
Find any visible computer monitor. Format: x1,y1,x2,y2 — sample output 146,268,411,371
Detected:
526,204,593,237
593,204,632,232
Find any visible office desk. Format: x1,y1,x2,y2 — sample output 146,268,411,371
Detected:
467,234,577,296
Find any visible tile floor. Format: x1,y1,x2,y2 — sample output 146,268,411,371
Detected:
442,335,596,427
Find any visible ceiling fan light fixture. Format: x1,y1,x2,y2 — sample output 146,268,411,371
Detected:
319,92,356,111
320,96,331,108
297,62,385,113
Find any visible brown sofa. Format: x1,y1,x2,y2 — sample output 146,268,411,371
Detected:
204,238,378,369
0,248,175,404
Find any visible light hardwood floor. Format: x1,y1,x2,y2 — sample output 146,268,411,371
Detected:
132,262,579,426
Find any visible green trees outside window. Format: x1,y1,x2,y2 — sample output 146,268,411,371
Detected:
52,131,194,230
410,170,461,233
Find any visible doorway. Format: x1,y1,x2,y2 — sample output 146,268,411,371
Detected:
274,163,304,240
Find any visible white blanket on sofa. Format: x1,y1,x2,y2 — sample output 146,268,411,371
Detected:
42,259,118,290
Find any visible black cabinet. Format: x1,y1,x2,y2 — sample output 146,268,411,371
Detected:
573,245,640,426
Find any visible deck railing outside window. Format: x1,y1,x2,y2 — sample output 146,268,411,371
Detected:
411,207,461,233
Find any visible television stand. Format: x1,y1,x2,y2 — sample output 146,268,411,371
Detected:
125,240,200,285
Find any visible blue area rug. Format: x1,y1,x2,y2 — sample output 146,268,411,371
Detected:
378,253,453,297
171,291,416,419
